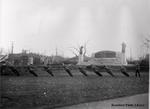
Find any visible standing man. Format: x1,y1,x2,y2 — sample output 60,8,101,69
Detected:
135,62,141,77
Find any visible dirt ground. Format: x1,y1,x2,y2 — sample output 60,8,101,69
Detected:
0,71,149,109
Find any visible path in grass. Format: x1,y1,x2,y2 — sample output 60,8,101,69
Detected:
56,93,148,109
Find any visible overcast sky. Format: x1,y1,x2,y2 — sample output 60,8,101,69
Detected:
0,0,150,58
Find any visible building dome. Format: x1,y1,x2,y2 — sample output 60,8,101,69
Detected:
94,51,116,58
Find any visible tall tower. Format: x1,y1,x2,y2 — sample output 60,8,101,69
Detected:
55,47,58,56
78,46,84,65
122,42,126,53
11,42,14,54
121,42,127,65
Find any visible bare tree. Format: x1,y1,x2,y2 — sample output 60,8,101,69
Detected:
69,49,78,57
69,41,88,57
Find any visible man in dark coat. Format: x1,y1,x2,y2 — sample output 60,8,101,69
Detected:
135,63,141,77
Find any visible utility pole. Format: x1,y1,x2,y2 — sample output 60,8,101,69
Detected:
56,47,58,56
11,42,14,54
130,48,132,61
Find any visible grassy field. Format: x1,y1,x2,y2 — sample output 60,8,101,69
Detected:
0,71,149,109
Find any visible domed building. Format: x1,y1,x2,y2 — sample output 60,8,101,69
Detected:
88,50,127,65
78,42,127,66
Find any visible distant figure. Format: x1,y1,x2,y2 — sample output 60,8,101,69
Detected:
135,63,141,77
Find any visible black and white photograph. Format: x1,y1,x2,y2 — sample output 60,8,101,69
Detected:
0,0,149,109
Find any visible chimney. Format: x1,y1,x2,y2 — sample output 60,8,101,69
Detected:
11,42,14,54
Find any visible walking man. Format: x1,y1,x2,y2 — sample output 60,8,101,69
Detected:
135,62,141,77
